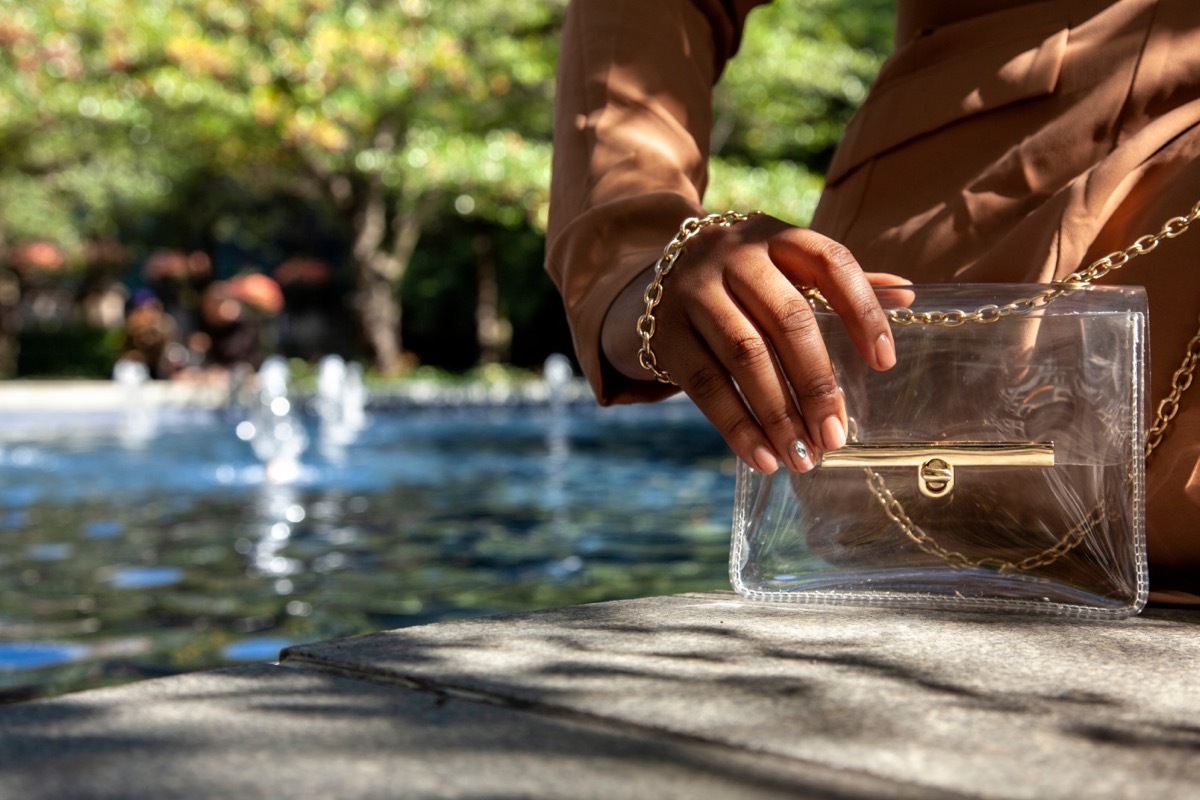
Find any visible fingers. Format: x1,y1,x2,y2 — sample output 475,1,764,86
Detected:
629,215,903,474
668,333,817,475
865,272,912,286
638,222,819,474
768,229,898,373
721,260,847,456
866,272,916,309
717,315,824,467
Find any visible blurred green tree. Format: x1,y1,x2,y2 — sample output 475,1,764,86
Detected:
122,0,561,373
0,0,563,373
707,0,894,218
0,0,893,376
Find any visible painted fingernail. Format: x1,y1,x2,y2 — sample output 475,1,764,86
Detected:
792,439,815,473
752,445,780,474
821,415,846,451
875,333,897,370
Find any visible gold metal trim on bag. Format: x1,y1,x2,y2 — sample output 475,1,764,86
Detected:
821,442,1055,498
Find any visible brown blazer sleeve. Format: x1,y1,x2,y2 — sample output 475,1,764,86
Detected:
545,0,770,405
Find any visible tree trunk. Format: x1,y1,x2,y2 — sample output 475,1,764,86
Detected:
346,169,422,376
305,129,418,376
352,257,403,374
474,231,510,365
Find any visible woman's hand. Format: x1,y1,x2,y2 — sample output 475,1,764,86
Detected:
601,213,908,474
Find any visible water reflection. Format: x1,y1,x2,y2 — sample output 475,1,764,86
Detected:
0,642,90,672
222,636,294,662
315,354,368,460
83,519,125,539
248,480,306,583
106,566,184,589
113,359,155,447
542,354,578,577
0,399,735,701
237,355,309,484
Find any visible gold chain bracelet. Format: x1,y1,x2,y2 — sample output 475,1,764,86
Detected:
636,210,761,385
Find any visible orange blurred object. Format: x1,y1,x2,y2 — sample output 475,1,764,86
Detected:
227,273,284,315
273,257,332,286
9,240,66,275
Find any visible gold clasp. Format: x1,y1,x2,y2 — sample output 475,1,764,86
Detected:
918,458,954,498
821,442,1055,498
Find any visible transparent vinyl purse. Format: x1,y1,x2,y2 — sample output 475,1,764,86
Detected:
730,203,1200,618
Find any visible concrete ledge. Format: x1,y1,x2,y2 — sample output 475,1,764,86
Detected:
0,663,938,800
0,592,1197,798
281,592,1200,799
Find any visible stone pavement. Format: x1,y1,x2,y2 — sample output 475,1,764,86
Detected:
0,592,1197,799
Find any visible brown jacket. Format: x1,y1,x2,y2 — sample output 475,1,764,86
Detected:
546,0,1200,597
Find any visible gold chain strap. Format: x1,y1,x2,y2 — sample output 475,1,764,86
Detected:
809,200,1200,571
806,199,1200,457
1146,321,1200,456
862,465,1106,572
645,204,1200,571
835,416,1107,572
638,210,761,385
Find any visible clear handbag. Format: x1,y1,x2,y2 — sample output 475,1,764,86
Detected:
730,283,1148,617
730,202,1200,618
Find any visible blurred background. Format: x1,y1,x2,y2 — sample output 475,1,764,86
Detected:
0,0,893,382
0,0,894,702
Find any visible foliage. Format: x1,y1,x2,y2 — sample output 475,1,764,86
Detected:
401,218,567,369
0,0,894,374
715,0,895,173
16,325,124,377
0,0,193,253
707,158,826,227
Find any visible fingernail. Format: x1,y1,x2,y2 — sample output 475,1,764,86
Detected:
752,445,780,474
875,333,896,370
791,439,815,473
821,416,846,451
